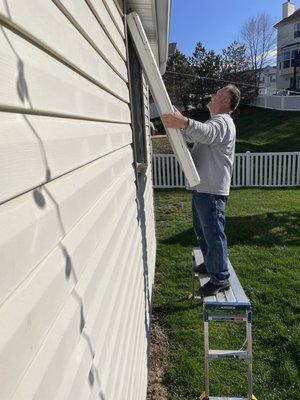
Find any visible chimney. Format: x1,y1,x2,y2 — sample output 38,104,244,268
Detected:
282,1,296,19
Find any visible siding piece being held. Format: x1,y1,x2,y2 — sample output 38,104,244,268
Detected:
127,11,200,187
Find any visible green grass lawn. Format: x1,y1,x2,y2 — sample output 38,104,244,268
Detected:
153,188,300,400
152,106,300,154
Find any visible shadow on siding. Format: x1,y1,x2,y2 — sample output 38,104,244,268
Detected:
136,172,152,357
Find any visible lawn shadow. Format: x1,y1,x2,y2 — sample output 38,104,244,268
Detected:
162,211,300,248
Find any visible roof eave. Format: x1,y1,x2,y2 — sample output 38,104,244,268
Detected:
274,10,300,28
156,0,172,74
126,0,171,75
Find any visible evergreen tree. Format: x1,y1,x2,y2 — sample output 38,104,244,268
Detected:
189,42,222,109
221,41,255,101
221,41,249,80
164,49,193,111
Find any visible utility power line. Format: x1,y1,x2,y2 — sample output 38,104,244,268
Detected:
165,70,300,94
165,70,257,88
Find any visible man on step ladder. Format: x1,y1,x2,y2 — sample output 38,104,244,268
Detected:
161,85,241,297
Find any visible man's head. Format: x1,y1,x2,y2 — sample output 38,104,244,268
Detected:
208,84,241,115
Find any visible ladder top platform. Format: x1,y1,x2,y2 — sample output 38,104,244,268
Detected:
208,397,248,400
193,248,251,309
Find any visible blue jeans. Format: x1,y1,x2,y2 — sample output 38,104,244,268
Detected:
192,191,230,284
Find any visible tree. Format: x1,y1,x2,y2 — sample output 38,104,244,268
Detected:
241,13,276,89
221,41,256,101
189,42,222,109
163,49,193,111
221,41,249,80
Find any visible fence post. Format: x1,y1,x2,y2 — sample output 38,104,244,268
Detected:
281,96,284,110
246,151,251,186
297,153,300,186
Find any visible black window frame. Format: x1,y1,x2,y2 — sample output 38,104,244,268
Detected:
126,29,148,177
283,50,296,69
284,50,292,68
294,22,300,38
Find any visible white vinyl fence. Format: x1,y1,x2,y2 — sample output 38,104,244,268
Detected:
152,152,300,188
251,95,300,111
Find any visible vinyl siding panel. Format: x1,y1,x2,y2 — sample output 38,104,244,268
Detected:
0,166,137,398
0,113,132,204
0,27,130,119
0,0,128,86
52,0,127,80
86,0,126,58
0,2,156,400
102,0,125,37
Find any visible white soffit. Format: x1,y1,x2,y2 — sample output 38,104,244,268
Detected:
126,0,170,73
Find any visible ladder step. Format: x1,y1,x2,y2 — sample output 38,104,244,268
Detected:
207,350,249,360
208,315,247,322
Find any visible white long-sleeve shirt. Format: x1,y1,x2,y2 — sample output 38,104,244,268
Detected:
181,113,236,196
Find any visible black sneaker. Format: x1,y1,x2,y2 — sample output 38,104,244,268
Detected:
193,263,208,274
198,280,230,297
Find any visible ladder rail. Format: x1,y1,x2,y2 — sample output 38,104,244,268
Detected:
194,248,256,400
246,310,253,399
204,320,210,398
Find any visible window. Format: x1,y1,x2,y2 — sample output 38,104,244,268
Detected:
277,54,282,70
284,50,296,68
259,76,265,84
284,51,291,68
127,34,147,173
294,22,300,38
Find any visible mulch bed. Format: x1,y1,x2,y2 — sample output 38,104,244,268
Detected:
147,313,170,400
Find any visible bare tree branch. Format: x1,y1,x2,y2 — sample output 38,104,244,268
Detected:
241,13,276,88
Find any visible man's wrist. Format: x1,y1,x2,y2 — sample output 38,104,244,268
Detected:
181,117,189,130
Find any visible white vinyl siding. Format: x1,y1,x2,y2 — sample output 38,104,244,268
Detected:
0,2,156,400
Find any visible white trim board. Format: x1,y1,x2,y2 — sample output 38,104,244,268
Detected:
126,12,200,187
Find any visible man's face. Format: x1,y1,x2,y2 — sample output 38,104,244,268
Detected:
209,87,230,112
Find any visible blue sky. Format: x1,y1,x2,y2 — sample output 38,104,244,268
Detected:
170,0,298,56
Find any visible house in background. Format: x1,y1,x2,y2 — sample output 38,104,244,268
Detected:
258,66,277,95
275,1,300,91
0,1,170,399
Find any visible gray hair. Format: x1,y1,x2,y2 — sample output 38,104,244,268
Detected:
226,84,241,111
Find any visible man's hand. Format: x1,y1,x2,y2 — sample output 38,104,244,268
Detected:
161,106,189,130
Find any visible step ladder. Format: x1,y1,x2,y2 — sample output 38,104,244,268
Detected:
192,248,258,400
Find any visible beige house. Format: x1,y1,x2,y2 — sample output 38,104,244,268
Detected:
0,1,170,399
276,1,300,90
259,66,277,95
